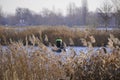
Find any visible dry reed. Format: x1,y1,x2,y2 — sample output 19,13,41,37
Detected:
0,30,120,80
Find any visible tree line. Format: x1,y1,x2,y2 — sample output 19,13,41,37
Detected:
0,3,90,27
0,0,120,28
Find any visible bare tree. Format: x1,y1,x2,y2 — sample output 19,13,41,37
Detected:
66,3,83,26
111,0,120,28
0,6,3,25
67,2,76,16
111,0,120,10
81,0,88,25
0,6,6,25
87,12,98,28
15,8,34,26
97,0,113,31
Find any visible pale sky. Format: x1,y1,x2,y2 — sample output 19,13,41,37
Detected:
0,0,104,14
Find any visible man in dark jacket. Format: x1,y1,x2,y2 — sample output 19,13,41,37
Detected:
56,38,63,48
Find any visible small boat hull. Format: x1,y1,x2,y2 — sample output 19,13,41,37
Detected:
52,48,66,53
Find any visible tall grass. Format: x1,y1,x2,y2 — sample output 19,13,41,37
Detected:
0,26,120,46
0,28,120,80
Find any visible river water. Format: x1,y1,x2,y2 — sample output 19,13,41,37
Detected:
0,46,112,54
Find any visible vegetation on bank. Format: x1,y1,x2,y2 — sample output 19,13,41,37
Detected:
0,30,120,80
0,26,120,47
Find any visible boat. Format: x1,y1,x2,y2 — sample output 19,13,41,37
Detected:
52,47,66,53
